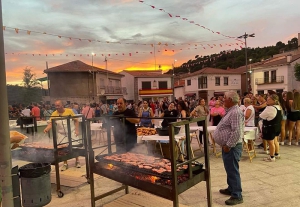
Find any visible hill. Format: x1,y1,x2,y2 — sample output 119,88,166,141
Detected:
166,37,298,75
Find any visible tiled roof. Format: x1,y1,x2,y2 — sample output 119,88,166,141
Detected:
44,60,122,76
255,53,300,68
179,67,241,78
121,70,173,78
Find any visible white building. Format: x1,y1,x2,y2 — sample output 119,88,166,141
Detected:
250,54,300,94
175,67,243,101
119,70,173,102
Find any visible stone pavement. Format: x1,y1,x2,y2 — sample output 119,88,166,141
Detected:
12,122,300,207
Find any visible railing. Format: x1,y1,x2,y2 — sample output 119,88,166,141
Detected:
255,76,284,85
97,86,127,95
138,88,173,95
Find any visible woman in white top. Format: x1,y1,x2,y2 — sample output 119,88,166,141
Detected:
259,94,282,162
244,98,255,127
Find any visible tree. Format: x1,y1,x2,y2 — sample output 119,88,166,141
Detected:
21,67,42,105
294,63,300,82
22,67,40,88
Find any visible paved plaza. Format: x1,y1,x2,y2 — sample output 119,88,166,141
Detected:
12,122,300,207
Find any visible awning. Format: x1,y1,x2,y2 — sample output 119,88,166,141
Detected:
185,93,196,97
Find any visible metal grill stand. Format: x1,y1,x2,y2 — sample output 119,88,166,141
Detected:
88,116,212,207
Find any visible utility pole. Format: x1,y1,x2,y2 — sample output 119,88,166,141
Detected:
92,53,95,101
238,32,255,93
105,57,108,104
0,0,14,206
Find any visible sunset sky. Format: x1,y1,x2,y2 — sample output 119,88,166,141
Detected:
3,0,300,85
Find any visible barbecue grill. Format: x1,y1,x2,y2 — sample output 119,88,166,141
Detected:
11,115,89,198
88,116,212,207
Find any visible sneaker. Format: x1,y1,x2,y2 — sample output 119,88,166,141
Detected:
275,154,281,159
75,162,81,168
263,156,275,162
219,188,231,196
225,196,243,205
287,142,291,146
279,142,284,146
61,164,68,171
264,150,269,155
294,142,299,146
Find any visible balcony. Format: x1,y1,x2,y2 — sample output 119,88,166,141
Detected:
97,86,127,95
255,76,284,85
139,88,173,96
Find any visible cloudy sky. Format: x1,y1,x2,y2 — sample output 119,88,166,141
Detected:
3,0,300,84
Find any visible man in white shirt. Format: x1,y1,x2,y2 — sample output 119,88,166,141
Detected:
21,105,31,117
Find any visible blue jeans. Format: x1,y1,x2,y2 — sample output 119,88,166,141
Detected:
222,143,243,199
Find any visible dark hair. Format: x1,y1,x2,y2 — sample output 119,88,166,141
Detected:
143,100,149,105
178,100,190,116
243,92,249,96
118,97,127,104
277,92,285,111
268,90,276,95
285,91,293,112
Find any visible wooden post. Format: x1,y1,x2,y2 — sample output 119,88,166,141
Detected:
0,0,14,206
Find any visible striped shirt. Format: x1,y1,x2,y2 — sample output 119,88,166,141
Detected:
213,104,244,148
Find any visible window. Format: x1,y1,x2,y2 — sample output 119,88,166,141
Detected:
99,78,105,88
215,77,220,86
187,79,191,86
276,89,283,93
115,80,121,86
198,76,207,89
271,70,276,82
257,90,264,95
224,77,228,86
158,81,167,89
264,71,269,83
142,81,151,89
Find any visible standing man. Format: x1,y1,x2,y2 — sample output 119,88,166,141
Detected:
112,98,140,152
82,103,94,119
44,100,81,171
31,102,41,121
213,91,244,205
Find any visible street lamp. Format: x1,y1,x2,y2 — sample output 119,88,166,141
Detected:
249,58,252,92
91,52,95,101
238,32,255,93
104,56,108,104
172,59,177,101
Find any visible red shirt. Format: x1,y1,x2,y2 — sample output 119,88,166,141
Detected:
31,106,40,121
150,103,155,114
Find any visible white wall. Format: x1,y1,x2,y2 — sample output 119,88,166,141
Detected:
252,65,289,93
174,87,184,100
120,72,135,100
184,74,241,93
185,77,198,92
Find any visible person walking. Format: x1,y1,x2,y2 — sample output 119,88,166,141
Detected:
213,91,244,205
210,100,225,126
44,100,81,171
190,98,209,145
260,94,283,161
